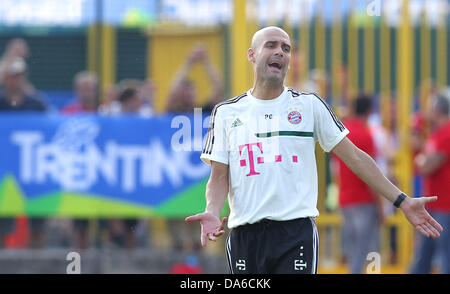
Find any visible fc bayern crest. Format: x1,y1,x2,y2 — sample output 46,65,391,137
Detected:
287,111,302,124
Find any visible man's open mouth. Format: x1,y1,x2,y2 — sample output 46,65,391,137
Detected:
268,61,282,70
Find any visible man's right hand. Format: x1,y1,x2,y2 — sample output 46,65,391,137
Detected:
185,212,227,247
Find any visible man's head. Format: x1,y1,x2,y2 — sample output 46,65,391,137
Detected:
169,78,196,112
118,87,142,113
74,71,98,108
428,92,450,129
4,38,29,59
248,26,291,86
2,57,27,93
352,94,373,119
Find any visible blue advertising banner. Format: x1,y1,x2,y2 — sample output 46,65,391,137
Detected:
0,113,212,217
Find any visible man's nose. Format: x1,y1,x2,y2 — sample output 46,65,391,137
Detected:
274,46,284,56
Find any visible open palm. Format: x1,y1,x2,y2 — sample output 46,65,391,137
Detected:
401,196,443,238
185,212,227,246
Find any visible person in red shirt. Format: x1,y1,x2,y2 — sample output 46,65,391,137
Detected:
61,71,99,114
335,94,383,274
60,71,99,249
410,93,450,274
169,255,203,274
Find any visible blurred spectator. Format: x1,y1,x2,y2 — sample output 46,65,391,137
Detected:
166,44,224,113
0,38,29,60
288,46,306,91
165,44,224,252
100,82,155,250
368,111,396,182
61,71,101,249
0,38,30,88
138,79,156,116
61,71,99,114
368,102,397,264
98,84,120,115
103,217,150,250
410,92,450,274
0,213,15,248
0,57,47,111
0,39,52,113
169,255,203,274
119,86,141,113
100,79,155,117
335,94,382,274
0,57,48,249
301,69,329,99
66,75,154,250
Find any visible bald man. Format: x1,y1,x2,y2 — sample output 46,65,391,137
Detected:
186,26,443,274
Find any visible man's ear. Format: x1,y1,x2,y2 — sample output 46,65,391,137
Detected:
248,48,255,63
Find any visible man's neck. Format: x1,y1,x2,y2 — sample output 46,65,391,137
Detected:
250,80,284,100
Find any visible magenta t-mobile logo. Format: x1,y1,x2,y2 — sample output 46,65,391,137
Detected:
239,142,299,177
239,143,264,177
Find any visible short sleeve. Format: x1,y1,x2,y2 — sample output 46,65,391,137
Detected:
311,94,349,152
201,106,229,165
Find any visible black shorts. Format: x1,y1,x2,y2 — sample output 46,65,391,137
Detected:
225,217,319,274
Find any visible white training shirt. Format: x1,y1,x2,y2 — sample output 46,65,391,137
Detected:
201,86,349,229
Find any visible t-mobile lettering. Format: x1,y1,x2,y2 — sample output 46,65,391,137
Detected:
239,143,263,177
239,143,300,176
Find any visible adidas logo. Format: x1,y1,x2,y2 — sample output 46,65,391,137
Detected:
231,118,243,128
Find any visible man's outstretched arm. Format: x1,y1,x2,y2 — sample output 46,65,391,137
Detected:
332,137,443,238
185,161,229,246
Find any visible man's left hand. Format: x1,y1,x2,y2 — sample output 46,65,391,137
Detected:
400,196,443,238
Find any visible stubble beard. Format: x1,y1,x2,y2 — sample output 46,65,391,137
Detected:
264,70,285,88
254,62,287,89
